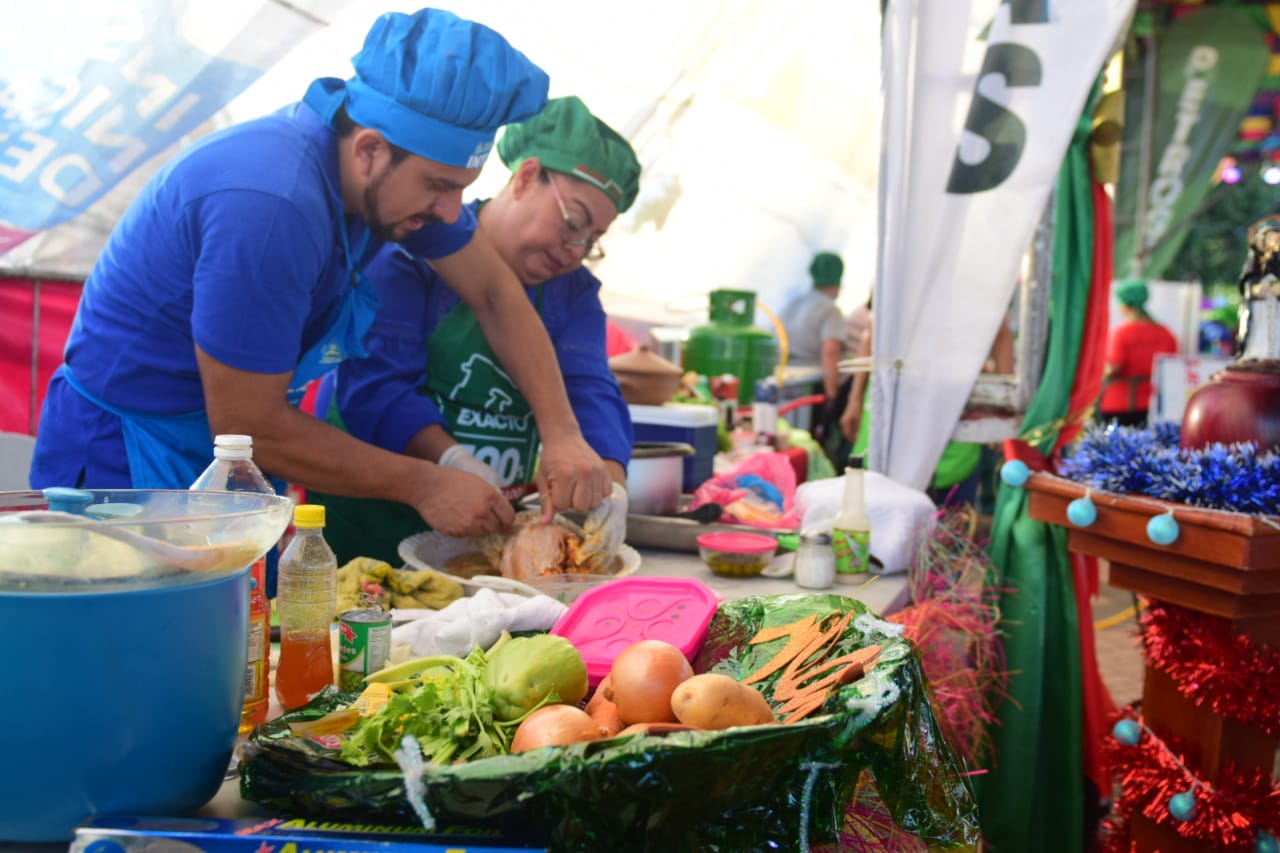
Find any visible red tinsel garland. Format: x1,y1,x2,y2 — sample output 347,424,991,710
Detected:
1100,709,1280,851
1140,601,1280,737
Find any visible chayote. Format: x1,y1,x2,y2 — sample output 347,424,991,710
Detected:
483,634,588,721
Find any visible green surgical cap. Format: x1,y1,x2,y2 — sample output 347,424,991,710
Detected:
497,96,641,213
810,252,844,287
1115,278,1149,308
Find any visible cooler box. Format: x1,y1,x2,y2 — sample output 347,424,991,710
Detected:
629,403,718,493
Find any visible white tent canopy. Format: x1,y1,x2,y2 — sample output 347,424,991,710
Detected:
1,0,882,329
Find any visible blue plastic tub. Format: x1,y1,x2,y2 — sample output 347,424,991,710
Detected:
0,488,292,842
0,571,250,841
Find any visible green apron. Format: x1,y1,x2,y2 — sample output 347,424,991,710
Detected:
314,297,541,566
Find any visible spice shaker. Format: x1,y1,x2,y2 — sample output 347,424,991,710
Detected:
794,529,836,589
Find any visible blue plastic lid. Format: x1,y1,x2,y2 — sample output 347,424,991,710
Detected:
42,487,93,515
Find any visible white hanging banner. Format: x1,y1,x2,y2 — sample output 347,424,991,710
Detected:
872,0,1135,490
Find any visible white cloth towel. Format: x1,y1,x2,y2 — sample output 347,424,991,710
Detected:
390,587,568,659
796,471,936,575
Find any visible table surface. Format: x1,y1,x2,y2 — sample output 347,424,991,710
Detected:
13,548,908,849
637,546,910,614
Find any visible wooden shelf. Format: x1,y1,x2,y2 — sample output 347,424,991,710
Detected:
1024,473,1280,618
1024,472,1280,853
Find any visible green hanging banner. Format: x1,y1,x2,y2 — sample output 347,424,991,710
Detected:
1114,7,1269,280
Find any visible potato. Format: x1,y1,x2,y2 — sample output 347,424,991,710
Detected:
670,673,776,730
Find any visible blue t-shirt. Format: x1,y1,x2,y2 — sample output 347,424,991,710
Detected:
333,206,633,469
32,101,473,488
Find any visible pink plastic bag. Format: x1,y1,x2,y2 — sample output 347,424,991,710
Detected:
689,451,801,529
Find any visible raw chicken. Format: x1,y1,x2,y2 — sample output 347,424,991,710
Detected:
479,510,612,580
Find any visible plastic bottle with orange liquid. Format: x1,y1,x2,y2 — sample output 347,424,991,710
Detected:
274,504,338,710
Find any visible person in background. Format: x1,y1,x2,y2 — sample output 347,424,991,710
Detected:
846,294,873,362
779,251,848,406
841,307,1015,508
30,9,616,542
313,96,637,565
1098,278,1179,427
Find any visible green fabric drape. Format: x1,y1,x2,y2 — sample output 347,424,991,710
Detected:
976,94,1099,852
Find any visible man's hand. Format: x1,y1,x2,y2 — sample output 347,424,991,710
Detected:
579,482,628,565
411,466,514,538
535,434,612,519
439,444,502,490
840,400,864,444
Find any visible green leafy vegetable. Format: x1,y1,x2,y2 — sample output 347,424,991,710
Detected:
339,645,521,766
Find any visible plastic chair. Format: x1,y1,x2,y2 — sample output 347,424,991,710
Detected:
0,432,37,491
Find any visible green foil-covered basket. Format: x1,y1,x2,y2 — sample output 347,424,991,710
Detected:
240,594,980,851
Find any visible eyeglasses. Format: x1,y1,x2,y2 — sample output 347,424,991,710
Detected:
547,174,606,261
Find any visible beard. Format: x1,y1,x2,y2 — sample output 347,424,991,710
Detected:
363,164,441,242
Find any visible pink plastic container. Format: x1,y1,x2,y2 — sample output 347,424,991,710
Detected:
551,576,721,686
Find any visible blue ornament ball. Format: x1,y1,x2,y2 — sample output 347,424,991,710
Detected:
1147,512,1180,546
1000,459,1030,487
1168,790,1197,822
1067,496,1098,527
1111,719,1142,746
1258,830,1279,853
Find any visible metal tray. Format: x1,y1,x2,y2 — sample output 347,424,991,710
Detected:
622,511,793,553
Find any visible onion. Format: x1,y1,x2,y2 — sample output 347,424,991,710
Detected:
510,704,604,753
584,675,625,737
604,640,694,725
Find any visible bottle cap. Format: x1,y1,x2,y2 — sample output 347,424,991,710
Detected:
293,504,325,528
846,454,865,471
42,486,94,515
799,529,833,546
213,434,254,460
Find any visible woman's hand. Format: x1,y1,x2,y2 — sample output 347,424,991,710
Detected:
536,434,612,518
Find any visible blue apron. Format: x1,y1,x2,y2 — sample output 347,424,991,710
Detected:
63,219,380,490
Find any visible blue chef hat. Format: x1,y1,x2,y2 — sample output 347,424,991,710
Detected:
304,8,549,169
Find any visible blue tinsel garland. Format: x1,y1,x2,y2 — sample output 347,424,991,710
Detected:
1058,421,1280,515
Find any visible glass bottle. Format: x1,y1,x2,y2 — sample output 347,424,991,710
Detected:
190,434,276,733
275,504,338,711
794,530,836,589
832,455,872,576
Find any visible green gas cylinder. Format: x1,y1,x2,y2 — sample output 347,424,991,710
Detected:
683,289,778,406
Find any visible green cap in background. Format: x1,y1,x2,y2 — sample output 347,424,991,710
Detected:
810,252,844,287
1115,278,1149,308
497,95,641,213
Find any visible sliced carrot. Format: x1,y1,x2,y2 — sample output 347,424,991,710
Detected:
742,614,832,685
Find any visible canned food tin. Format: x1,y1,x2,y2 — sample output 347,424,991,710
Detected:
338,609,392,692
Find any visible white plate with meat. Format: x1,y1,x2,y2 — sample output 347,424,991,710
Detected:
398,510,641,603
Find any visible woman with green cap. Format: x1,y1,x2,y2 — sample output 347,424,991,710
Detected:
313,96,640,565
1098,278,1179,426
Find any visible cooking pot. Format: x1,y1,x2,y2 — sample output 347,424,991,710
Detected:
627,441,695,516
0,488,293,842
610,345,684,407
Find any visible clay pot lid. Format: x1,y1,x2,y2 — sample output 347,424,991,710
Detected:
609,345,682,376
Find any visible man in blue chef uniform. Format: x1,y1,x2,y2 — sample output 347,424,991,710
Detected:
313,96,637,565
31,8,616,540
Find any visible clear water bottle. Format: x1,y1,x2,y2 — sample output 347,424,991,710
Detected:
275,504,338,711
190,434,276,733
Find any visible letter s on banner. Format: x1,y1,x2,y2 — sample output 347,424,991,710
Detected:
946,43,1044,195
